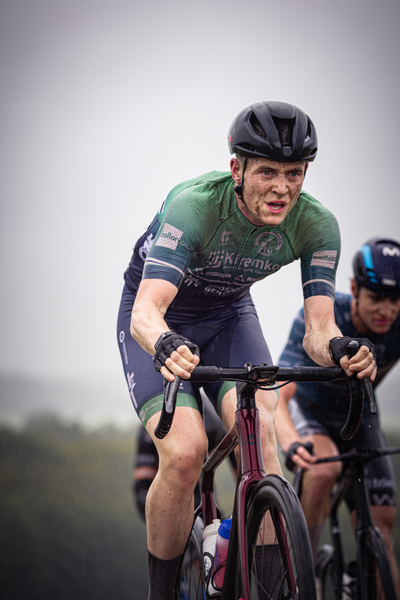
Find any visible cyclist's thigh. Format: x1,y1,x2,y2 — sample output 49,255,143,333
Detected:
117,284,199,425
289,396,335,440
189,295,272,415
289,398,341,480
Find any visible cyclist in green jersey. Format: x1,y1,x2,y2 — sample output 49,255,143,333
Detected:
118,101,377,600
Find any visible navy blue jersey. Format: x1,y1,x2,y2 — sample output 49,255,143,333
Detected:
279,292,400,412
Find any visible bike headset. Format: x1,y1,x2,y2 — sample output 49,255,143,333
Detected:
227,101,318,204
353,237,400,299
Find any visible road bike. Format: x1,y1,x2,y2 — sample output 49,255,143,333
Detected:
293,445,400,600
154,350,371,599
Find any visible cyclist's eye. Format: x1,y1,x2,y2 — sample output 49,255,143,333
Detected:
263,170,273,177
288,171,301,179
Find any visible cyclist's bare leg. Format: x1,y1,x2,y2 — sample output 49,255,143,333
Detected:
300,434,341,525
145,406,208,560
299,434,341,561
221,387,282,476
351,505,400,596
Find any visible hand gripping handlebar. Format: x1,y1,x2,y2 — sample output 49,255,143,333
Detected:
340,340,376,441
154,341,376,441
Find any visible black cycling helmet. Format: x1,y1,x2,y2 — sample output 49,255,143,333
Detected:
353,237,400,297
228,101,318,162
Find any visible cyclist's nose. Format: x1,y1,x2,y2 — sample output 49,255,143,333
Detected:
272,174,288,195
379,299,392,318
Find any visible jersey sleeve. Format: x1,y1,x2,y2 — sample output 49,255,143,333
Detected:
298,201,341,301
142,185,214,288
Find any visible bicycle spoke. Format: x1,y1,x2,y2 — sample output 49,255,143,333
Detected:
246,479,317,600
177,518,206,600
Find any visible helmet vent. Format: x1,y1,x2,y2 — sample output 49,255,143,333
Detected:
249,113,268,139
305,119,312,142
272,117,293,147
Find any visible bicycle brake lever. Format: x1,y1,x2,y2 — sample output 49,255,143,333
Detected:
154,376,182,439
347,340,377,415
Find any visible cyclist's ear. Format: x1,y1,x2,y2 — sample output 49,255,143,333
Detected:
350,278,360,306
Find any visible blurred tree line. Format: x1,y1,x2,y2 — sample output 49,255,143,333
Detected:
0,417,147,600
0,417,399,599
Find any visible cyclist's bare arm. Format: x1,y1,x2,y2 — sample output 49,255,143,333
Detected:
274,382,316,470
302,296,342,365
303,296,376,381
130,278,199,381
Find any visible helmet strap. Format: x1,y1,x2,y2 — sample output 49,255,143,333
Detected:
234,157,247,206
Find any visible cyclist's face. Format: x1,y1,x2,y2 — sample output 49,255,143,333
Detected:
351,281,400,334
231,157,306,227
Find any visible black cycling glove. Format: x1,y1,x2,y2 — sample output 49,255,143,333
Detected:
285,441,314,472
153,331,199,372
329,336,376,367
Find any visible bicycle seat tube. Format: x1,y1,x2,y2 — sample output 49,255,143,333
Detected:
349,461,376,530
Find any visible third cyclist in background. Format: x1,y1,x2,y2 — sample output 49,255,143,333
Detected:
275,237,400,595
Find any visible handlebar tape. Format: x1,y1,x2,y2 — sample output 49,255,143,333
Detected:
340,340,377,440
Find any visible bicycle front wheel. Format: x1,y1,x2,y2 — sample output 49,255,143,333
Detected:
358,527,398,600
315,545,340,600
176,515,206,600
245,475,317,600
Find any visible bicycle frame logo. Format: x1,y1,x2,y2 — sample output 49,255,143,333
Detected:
245,433,259,447
254,231,282,256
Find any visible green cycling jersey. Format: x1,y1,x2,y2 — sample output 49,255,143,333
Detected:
125,170,341,311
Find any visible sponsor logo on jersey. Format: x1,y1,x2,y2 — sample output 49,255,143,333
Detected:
205,249,280,272
310,250,337,269
126,371,137,408
119,331,129,365
155,223,183,250
139,233,154,262
382,246,400,257
255,231,282,256
220,230,232,244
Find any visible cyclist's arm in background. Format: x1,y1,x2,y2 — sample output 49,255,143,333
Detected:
302,295,376,381
274,382,315,471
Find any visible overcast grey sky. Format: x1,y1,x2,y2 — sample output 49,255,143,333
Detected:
1,0,400,418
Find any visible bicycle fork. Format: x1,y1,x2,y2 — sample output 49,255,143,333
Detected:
222,382,270,599
352,462,397,600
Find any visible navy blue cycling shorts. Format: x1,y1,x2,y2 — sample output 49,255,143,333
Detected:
289,396,397,509
117,283,273,426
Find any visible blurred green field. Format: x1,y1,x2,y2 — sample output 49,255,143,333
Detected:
0,419,147,600
0,419,399,599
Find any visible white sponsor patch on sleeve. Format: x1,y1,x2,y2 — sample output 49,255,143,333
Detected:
310,250,337,269
155,223,184,250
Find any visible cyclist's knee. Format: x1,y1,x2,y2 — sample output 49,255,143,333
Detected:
371,506,397,541
257,391,279,443
156,427,208,491
304,462,339,500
